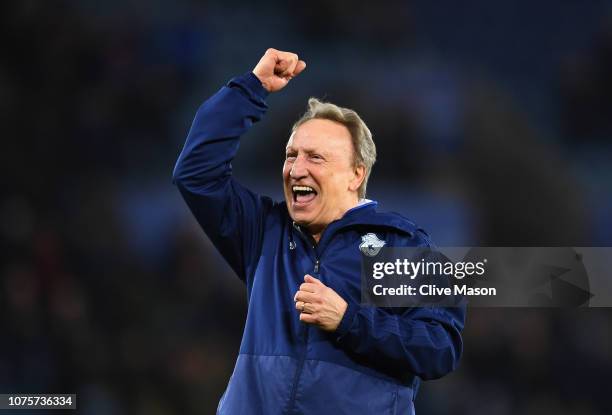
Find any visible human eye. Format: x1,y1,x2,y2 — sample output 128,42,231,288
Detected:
310,154,324,162
285,152,296,161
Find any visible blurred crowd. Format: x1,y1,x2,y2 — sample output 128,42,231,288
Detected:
1,1,612,414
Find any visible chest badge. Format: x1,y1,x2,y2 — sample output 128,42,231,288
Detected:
360,233,386,257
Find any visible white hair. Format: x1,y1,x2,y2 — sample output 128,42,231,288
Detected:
291,98,376,198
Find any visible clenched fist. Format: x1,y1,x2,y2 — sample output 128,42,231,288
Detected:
294,275,348,332
253,48,306,93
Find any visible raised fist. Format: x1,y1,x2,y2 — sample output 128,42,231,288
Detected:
252,48,306,93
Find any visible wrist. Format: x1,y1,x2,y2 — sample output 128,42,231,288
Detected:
334,301,358,338
227,72,269,102
251,71,271,92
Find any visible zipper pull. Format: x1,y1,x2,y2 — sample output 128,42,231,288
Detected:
314,260,320,273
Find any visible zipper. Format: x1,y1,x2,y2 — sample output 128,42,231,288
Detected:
286,225,320,414
286,326,309,414
292,222,321,275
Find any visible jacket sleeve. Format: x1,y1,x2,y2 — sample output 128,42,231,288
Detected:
334,302,465,380
172,72,273,283
334,235,466,380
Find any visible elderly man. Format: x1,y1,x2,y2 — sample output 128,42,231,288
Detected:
173,48,465,415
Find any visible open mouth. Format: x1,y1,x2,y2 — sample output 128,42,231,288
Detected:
292,185,318,205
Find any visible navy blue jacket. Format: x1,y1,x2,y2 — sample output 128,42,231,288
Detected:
173,73,465,415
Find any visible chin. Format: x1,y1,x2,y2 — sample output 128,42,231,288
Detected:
290,213,310,225
290,209,317,226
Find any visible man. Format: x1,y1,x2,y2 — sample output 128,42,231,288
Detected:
173,48,465,415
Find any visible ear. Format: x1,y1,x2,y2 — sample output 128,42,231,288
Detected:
348,164,366,193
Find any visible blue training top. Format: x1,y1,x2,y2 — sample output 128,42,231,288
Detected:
173,72,466,415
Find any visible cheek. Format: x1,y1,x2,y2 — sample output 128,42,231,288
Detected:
321,172,348,194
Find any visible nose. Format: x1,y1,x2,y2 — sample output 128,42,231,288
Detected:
290,155,307,180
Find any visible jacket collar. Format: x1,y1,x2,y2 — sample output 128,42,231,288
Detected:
329,200,417,237
290,199,417,249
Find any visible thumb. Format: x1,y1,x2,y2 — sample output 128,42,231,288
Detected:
293,60,307,77
304,274,323,285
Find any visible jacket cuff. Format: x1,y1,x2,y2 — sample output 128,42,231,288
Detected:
227,72,269,103
334,300,359,340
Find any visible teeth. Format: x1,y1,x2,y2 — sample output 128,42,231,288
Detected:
292,186,314,192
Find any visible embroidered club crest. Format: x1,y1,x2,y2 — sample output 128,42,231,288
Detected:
360,233,386,257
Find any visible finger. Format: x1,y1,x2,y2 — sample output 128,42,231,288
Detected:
274,59,289,75
300,313,317,324
284,56,298,77
299,282,318,293
295,301,314,314
293,60,306,77
304,274,323,285
276,59,296,79
294,291,318,304
293,289,315,301
277,52,298,76
264,48,281,66
294,289,316,301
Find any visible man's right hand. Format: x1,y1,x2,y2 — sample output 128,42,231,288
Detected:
252,48,306,93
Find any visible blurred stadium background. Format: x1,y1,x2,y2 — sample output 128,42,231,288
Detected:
2,0,612,414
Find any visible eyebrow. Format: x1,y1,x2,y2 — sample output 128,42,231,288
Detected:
285,147,325,156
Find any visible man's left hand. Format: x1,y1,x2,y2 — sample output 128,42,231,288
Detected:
294,275,348,332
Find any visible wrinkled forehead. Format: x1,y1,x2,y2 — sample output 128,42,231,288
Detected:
285,119,353,154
